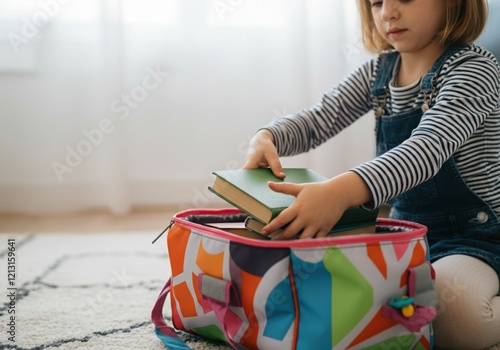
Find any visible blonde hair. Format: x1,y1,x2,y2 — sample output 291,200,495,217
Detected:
357,0,489,54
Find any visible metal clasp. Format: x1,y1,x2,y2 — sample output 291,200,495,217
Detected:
421,89,435,112
375,86,390,118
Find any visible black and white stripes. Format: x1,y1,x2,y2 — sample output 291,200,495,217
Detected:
265,45,500,214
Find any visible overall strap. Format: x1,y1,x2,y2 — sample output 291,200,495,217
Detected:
372,51,400,116
373,46,466,96
372,51,400,98
420,45,466,93
372,46,466,114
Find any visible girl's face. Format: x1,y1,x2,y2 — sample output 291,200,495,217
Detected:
369,0,448,56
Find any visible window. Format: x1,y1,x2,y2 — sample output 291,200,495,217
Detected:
122,0,178,26
205,0,298,28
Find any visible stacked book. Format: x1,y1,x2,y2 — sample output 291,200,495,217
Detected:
208,168,378,240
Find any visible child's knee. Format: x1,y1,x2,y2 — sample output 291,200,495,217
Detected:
432,255,500,349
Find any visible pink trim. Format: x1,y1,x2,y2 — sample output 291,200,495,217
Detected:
408,267,417,298
173,208,428,248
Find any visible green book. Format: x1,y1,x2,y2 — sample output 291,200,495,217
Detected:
244,216,377,240
208,168,378,227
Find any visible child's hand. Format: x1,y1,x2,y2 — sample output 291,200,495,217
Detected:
262,172,372,239
243,129,286,179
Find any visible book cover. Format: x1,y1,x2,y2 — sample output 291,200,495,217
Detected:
208,168,328,224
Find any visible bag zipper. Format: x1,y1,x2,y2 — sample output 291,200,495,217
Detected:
151,219,174,244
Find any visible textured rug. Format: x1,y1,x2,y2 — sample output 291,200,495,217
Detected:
0,232,230,350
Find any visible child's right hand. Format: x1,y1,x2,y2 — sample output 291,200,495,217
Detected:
243,129,286,179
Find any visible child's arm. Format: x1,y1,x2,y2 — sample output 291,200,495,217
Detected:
264,60,375,158
262,171,372,239
243,60,376,179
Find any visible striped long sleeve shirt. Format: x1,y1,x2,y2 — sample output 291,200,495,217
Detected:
264,45,500,214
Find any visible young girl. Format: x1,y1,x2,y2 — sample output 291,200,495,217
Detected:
243,0,500,348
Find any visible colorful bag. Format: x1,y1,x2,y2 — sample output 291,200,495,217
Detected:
151,208,437,350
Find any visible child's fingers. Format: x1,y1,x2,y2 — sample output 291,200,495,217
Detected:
297,226,319,240
268,181,302,196
241,159,259,169
265,154,286,179
262,207,296,236
279,217,305,239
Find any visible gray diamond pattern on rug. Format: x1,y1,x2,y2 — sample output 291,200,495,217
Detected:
0,232,230,350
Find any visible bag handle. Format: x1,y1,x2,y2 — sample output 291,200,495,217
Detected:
198,274,243,350
152,275,245,350
151,279,193,350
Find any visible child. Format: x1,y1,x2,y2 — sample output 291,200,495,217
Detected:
243,0,500,348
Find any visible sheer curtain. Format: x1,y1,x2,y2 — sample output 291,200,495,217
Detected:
0,0,374,214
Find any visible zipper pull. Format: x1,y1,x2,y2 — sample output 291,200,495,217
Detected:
152,220,174,244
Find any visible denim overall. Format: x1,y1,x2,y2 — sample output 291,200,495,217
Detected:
373,47,500,278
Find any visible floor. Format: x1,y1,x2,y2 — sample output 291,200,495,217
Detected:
0,205,390,234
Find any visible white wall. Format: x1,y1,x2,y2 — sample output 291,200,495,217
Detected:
0,0,374,214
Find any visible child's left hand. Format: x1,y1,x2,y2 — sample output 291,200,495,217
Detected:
262,172,372,239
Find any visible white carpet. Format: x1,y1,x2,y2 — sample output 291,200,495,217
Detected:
0,232,231,350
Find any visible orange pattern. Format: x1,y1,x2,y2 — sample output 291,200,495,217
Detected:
196,240,224,279
173,281,198,318
239,269,262,348
192,272,211,314
289,263,300,350
348,308,399,348
170,290,185,330
168,226,191,277
418,334,431,348
367,243,388,279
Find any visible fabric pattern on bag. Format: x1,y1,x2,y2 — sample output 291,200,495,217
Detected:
156,209,435,350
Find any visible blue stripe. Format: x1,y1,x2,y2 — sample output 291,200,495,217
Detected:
290,250,332,350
